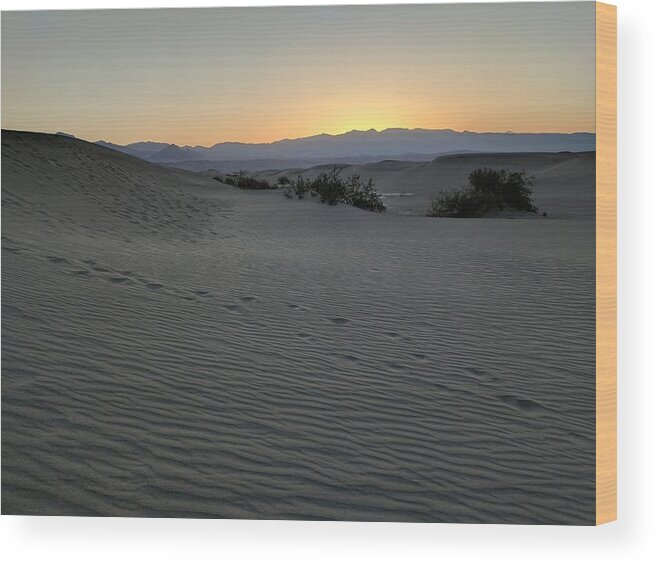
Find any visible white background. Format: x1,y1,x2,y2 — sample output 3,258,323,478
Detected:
0,0,654,563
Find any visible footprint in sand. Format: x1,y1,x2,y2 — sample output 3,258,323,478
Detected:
46,255,67,264
240,296,256,303
329,317,350,326
71,269,90,276
497,394,544,412
144,282,163,290
108,276,130,284
340,353,360,362
465,367,498,383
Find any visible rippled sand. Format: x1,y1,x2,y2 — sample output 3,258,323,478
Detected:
2,131,595,523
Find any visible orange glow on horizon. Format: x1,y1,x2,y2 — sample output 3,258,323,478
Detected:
2,4,596,147
105,119,596,148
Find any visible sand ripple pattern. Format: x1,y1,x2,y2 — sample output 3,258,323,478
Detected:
2,131,596,523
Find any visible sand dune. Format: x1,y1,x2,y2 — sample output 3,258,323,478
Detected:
2,131,595,523
258,151,595,219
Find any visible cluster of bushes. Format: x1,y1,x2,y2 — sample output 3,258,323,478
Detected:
284,167,385,212
213,167,385,212
282,176,311,200
213,171,273,190
428,168,537,218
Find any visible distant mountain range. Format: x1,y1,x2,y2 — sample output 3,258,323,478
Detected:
93,128,596,172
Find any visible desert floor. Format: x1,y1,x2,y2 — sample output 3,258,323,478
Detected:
2,131,595,523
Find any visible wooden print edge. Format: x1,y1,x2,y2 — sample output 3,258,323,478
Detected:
595,1,617,526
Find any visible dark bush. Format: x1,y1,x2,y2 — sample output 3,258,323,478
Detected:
293,176,310,199
428,188,486,218
344,174,385,212
285,167,385,212
214,171,272,190
311,168,345,205
499,170,537,212
428,168,537,217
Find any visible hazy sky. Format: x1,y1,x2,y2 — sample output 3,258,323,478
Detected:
1,3,595,146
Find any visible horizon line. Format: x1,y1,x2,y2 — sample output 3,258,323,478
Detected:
40,126,596,149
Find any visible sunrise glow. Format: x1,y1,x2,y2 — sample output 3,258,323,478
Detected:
2,4,595,146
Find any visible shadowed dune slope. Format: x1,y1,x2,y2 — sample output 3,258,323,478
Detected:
2,130,230,241
2,131,595,523
259,151,595,218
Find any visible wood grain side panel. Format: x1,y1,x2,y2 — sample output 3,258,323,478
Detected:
595,1,617,526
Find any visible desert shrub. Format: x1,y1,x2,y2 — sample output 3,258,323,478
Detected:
214,171,272,190
282,167,385,212
282,176,310,199
293,175,310,199
428,168,536,217
343,174,386,212
468,168,504,198
311,168,346,205
277,175,291,186
214,174,238,186
428,188,487,218
498,170,537,212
